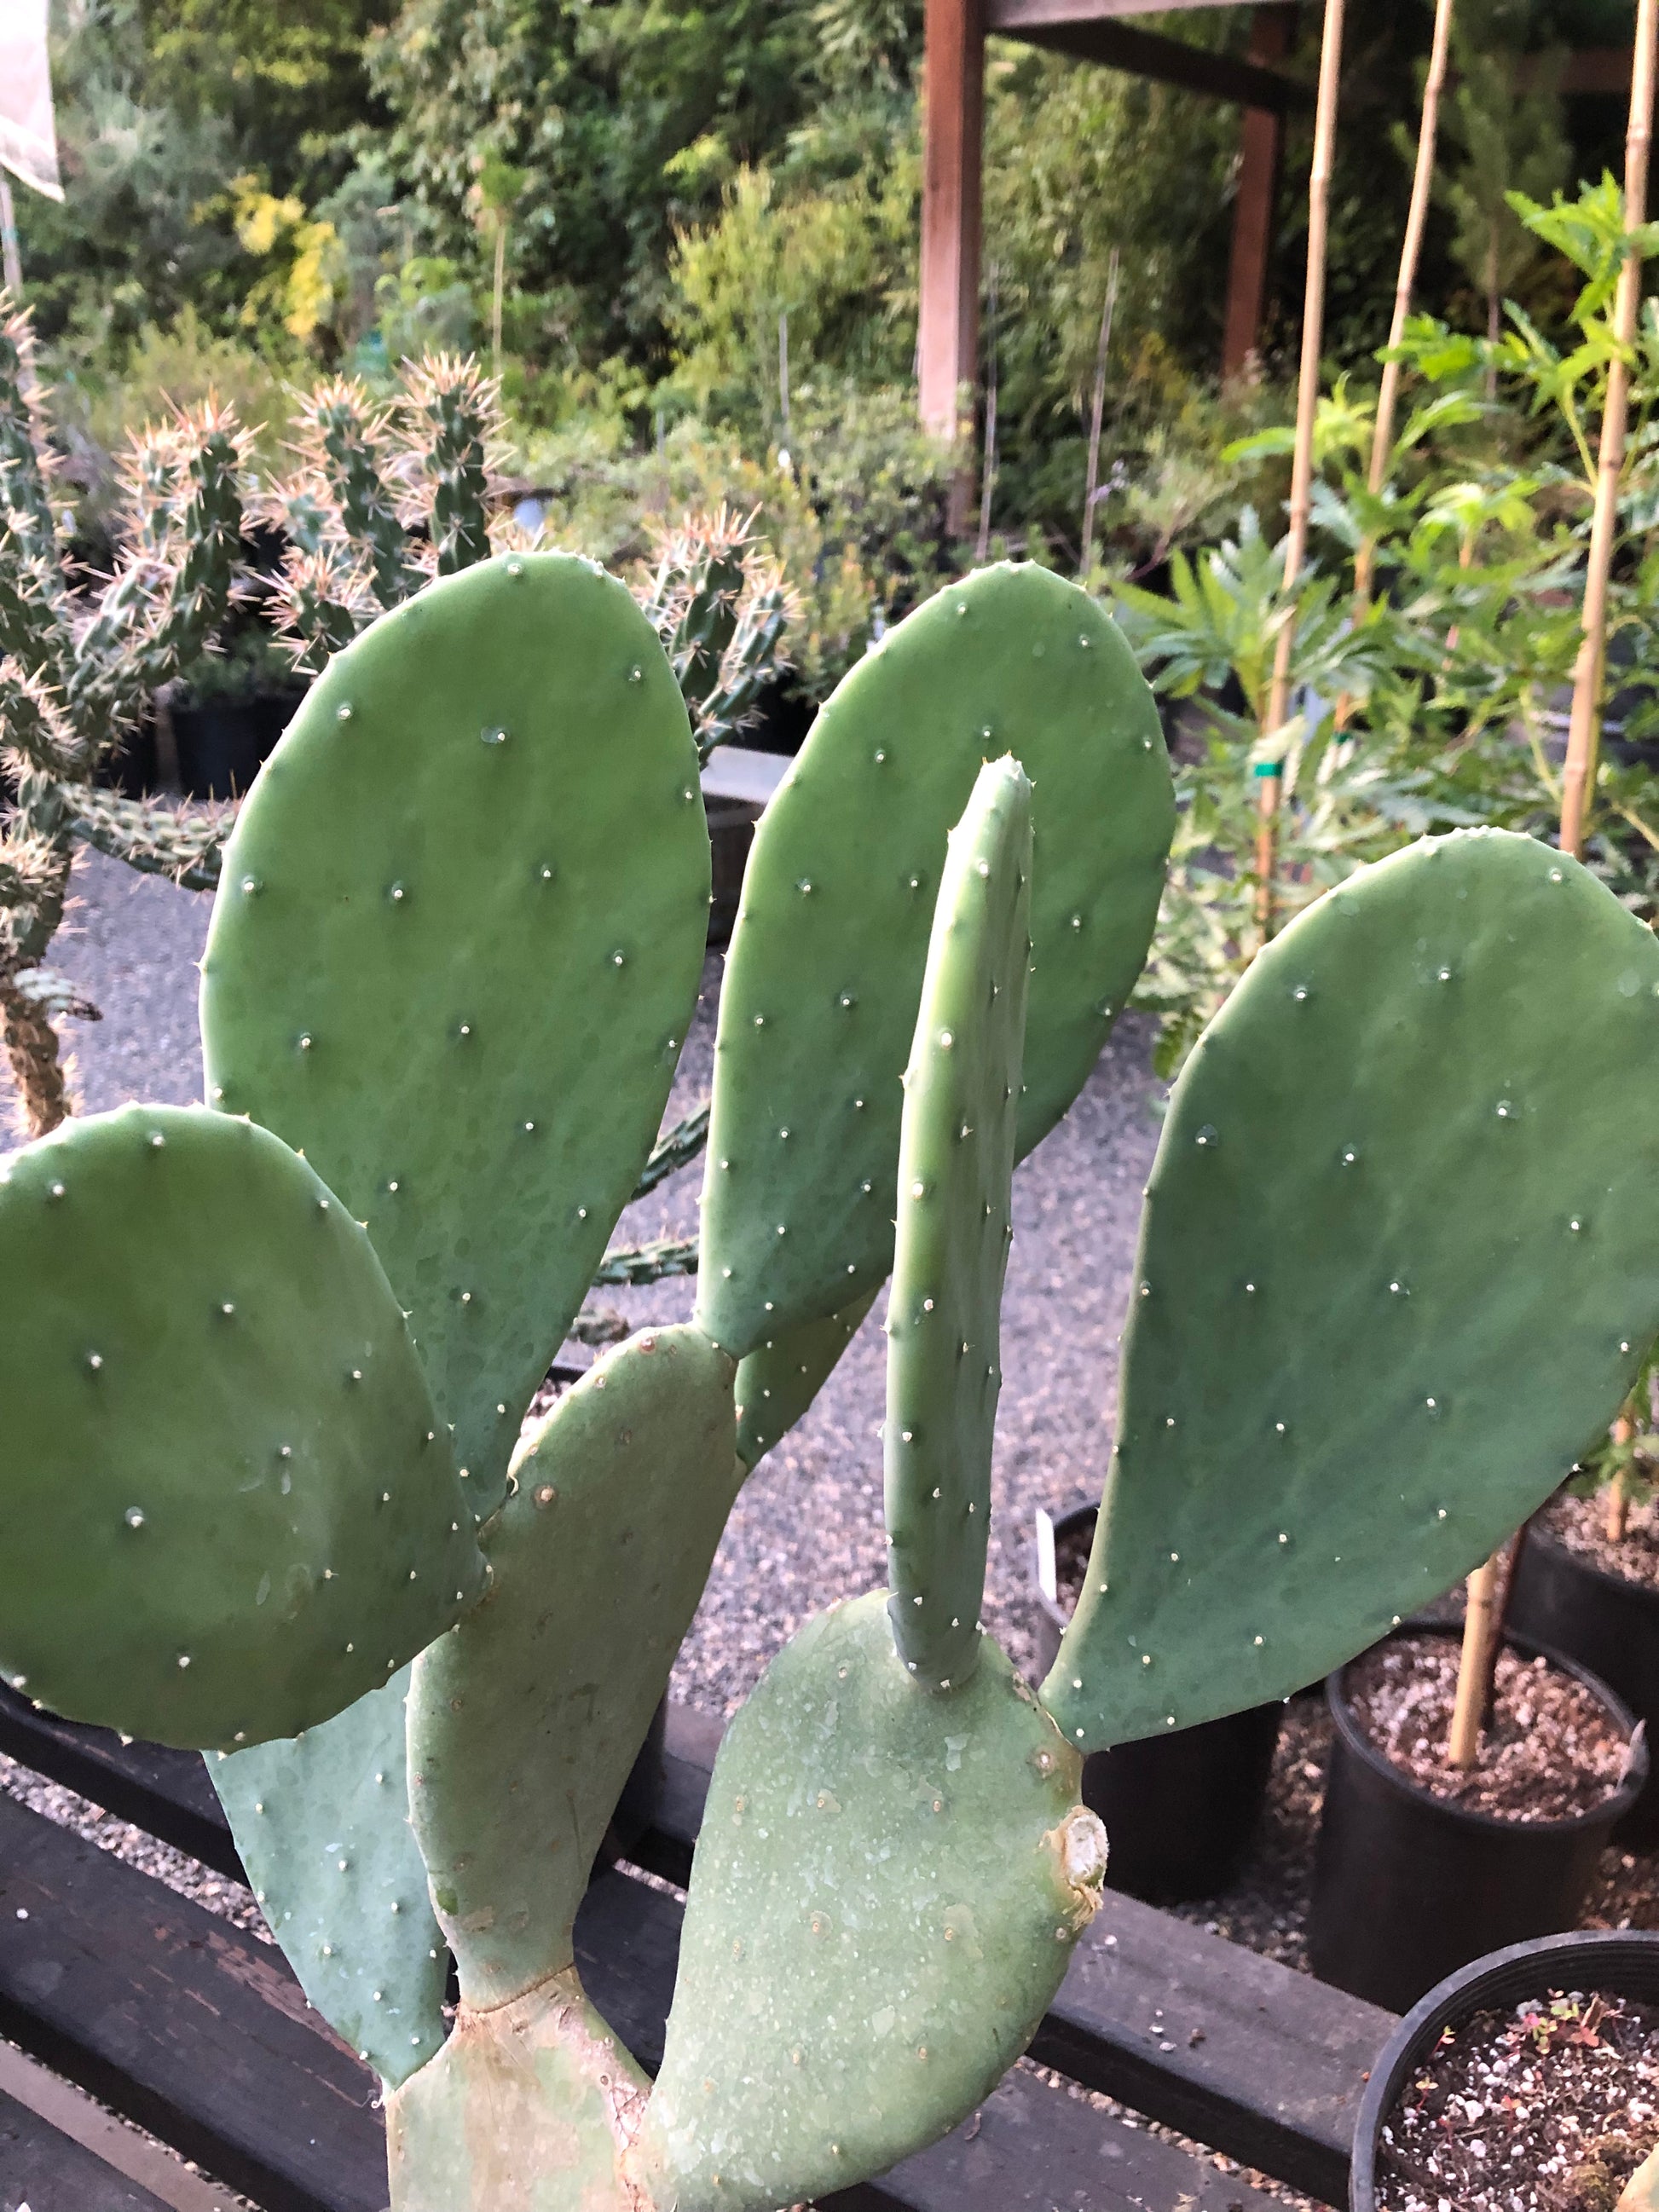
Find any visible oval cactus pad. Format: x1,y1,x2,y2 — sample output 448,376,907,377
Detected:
202,553,710,1510
696,562,1172,1359
1046,832,1659,1753
0,1104,481,1747
636,1591,1105,2212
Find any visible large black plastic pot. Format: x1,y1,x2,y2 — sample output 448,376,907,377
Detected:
1509,1520,1659,1845
1032,1502,1283,1902
1350,1928,1659,2210
1309,1621,1646,2014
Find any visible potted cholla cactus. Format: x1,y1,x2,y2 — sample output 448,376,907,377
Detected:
4,549,1659,2212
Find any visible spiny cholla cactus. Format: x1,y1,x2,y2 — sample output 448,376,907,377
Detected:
0,318,795,1144
0,294,244,1135
641,502,801,764
4,552,1657,2210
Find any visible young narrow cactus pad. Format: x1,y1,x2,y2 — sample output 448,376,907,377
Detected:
407,1325,738,2008
886,758,1032,1690
211,1670,448,2086
202,552,710,1512
633,1592,1107,2212
734,1288,877,1471
696,562,1172,1360
1045,830,1659,1754
0,1104,480,1747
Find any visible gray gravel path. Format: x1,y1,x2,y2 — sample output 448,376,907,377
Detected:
12,847,1162,1711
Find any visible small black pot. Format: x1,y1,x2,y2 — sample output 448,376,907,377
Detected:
598,1695,667,1865
1309,1622,1646,2014
1032,1503,1283,1902
1350,1927,1659,2210
1509,1520,1659,1845
174,690,302,801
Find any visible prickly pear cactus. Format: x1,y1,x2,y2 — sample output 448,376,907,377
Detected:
11,541,1659,2212
1045,830,1659,1753
696,561,1175,1360
0,1102,480,1748
633,759,1107,2212
202,552,709,1514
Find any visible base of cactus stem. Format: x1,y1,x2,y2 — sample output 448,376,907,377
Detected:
0,984,72,1136
385,1968,650,2212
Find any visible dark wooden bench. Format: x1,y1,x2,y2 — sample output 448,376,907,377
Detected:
0,1686,1396,2212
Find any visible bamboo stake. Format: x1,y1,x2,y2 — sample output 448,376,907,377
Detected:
1254,0,1346,942
1608,1398,1639,1540
1446,21,1659,1763
1559,0,1658,860
1352,0,1455,615
1079,247,1121,579
976,265,999,563
1448,1547,1504,1769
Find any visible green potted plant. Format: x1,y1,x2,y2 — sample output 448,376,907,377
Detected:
4,546,1658,2208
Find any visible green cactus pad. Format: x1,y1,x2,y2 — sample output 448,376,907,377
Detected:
887,759,1032,1691
695,562,1171,1360
0,1103,480,1748
734,1288,878,1471
408,1325,738,2007
201,552,709,1511
634,1591,1107,2212
1045,831,1659,1754
387,1970,650,2212
212,1670,447,2087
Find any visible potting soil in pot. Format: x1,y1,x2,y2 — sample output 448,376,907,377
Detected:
1374,1987,1659,2212
1348,1634,1632,1821
1542,1493,1659,1591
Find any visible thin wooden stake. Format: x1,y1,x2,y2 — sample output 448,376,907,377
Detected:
1080,247,1121,578
1255,0,1346,943
778,310,791,437
1560,0,1658,860
1353,0,1455,615
1448,1547,1504,1769
976,264,999,563
491,215,507,384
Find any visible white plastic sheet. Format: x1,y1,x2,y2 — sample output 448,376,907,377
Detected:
0,0,62,202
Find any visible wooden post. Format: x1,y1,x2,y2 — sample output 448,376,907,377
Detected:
1222,6,1293,380
1254,0,1344,942
1353,0,1454,613
1559,0,1658,861
919,0,986,455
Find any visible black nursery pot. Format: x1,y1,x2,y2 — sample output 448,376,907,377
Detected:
1032,1503,1283,1902
174,689,302,801
1508,1522,1659,1845
1309,1622,1646,2016
1349,1927,1659,2211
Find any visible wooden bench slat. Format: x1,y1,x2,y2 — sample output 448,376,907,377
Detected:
1032,1886,1394,2206
0,1689,1391,2205
0,1790,387,2212
0,2087,176,2212
0,1788,1281,2212
0,1685,240,1886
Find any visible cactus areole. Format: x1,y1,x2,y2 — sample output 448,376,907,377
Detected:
3,552,1657,2209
